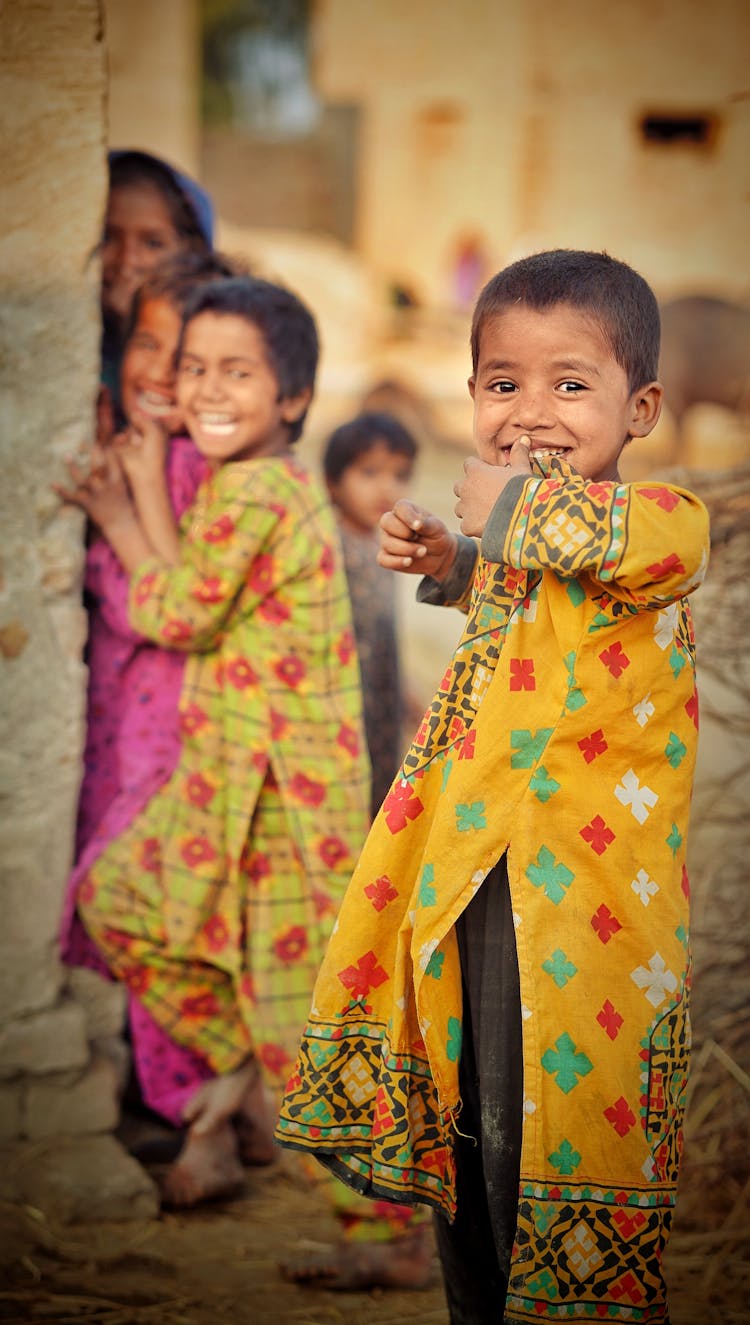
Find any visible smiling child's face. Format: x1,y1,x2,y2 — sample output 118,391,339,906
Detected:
469,302,661,482
101,182,185,325
120,296,183,435
328,441,414,535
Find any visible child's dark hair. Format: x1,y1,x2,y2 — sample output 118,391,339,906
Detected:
108,151,212,253
125,252,244,342
471,250,660,391
323,411,418,483
180,276,319,443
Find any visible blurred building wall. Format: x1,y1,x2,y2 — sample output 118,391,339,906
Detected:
313,0,750,303
104,0,201,173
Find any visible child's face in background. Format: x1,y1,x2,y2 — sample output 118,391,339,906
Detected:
102,182,185,326
469,302,661,482
328,441,414,534
120,297,183,435
177,312,309,465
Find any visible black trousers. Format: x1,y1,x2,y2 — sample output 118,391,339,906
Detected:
433,857,524,1325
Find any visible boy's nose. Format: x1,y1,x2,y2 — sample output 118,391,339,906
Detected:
511,389,554,431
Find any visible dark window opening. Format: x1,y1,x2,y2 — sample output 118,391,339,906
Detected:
639,113,718,148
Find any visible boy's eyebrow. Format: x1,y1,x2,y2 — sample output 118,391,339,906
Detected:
480,357,601,376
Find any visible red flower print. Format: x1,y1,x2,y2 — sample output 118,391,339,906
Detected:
591,904,622,943
258,596,290,625
646,553,685,579
338,950,389,998
122,965,151,996
203,513,235,543
364,874,399,912
640,486,681,513
289,772,326,807
273,924,308,964
259,1041,292,1078
162,618,192,643
337,629,355,665
382,781,424,834
580,815,615,855
319,836,349,868
243,849,271,882
101,926,130,951
604,1096,637,1137
269,502,287,520
140,837,161,872
192,576,226,604
239,973,256,1004
599,642,630,678
510,658,536,691
319,543,335,578
226,658,260,690
311,886,334,918
180,835,218,868
274,654,306,688
577,729,608,763
179,703,209,737
269,708,288,740
185,772,215,809
133,572,157,606
337,724,360,757
597,999,624,1040
180,991,220,1018
458,729,476,760
202,915,229,952
247,554,275,595
77,877,96,904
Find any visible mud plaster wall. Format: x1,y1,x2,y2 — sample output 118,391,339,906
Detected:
0,0,156,1221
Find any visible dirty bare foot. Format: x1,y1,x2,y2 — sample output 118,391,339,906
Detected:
281,1227,435,1290
234,1066,277,1167
159,1118,245,1208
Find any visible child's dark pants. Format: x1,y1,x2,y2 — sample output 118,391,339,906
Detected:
433,856,524,1324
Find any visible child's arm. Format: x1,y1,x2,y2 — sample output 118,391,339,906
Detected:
114,417,181,566
379,499,479,609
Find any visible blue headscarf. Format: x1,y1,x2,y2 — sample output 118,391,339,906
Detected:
107,149,215,248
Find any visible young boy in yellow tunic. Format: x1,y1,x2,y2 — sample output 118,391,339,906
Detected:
276,250,710,1323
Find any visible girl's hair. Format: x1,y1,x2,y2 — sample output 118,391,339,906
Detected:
108,151,213,253
125,252,245,341
179,276,319,443
323,411,418,483
471,250,661,391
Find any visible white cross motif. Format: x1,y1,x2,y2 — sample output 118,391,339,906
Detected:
418,939,438,972
341,1052,378,1106
563,1221,604,1280
614,769,658,824
631,953,678,1008
631,868,659,906
542,512,591,557
470,664,493,707
653,603,679,651
633,693,655,728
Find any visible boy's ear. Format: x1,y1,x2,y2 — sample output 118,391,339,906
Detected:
627,381,663,438
280,387,313,426
468,376,476,400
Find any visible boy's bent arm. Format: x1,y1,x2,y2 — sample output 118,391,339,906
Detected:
416,534,479,611
483,469,709,608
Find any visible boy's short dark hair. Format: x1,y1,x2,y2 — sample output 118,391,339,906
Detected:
323,411,418,483
180,276,319,442
126,251,242,342
471,250,660,391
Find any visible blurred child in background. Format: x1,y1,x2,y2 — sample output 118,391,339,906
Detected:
324,411,418,818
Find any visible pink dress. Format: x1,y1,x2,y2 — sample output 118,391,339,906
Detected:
61,435,214,1124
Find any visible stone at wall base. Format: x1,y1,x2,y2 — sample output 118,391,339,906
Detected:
0,1134,159,1223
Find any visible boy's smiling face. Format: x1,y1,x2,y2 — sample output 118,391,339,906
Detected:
469,302,662,482
177,312,310,465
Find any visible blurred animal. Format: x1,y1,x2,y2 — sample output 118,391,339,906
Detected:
659,296,750,440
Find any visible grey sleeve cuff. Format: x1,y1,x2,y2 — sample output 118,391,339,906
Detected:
481,475,528,563
416,534,478,606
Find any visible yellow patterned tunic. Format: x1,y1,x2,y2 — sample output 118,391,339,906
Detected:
277,460,709,1322
79,455,370,1089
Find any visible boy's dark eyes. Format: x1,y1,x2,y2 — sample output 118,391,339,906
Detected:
489,380,517,393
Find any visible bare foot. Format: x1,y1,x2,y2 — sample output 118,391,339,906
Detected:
159,1119,245,1208
182,1061,257,1135
234,1067,277,1166
281,1227,435,1290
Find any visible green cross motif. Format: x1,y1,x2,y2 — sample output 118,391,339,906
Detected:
565,579,586,607
526,845,574,905
529,766,560,803
309,1039,342,1069
510,728,553,769
526,1267,558,1297
455,801,487,831
542,949,577,988
419,863,436,907
675,923,688,948
302,1098,333,1124
425,949,445,979
669,644,687,678
548,1138,582,1175
665,732,687,768
446,1016,462,1062
541,1031,594,1093
563,651,587,712
666,823,683,856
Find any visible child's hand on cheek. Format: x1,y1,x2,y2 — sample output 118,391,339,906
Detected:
54,447,135,535
115,413,169,489
453,438,532,536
